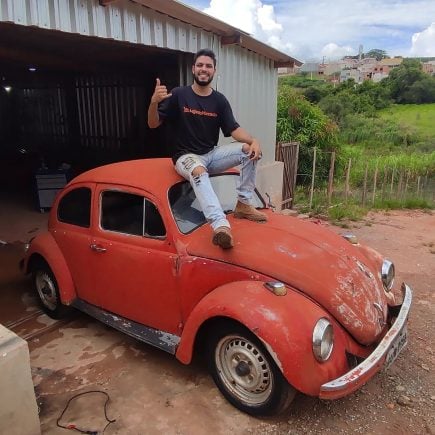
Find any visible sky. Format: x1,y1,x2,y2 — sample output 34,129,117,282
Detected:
180,0,435,62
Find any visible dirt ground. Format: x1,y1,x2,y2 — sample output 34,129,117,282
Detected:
0,205,434,435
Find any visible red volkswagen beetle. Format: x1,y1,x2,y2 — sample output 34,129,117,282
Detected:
22,158,412,416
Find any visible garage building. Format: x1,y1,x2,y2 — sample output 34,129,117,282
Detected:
0,0,300,209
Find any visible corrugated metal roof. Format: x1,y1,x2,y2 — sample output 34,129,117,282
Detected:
0,0,300,67
104,0,301,67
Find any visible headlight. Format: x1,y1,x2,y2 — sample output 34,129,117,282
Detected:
381,259,395,291
312,318,334,362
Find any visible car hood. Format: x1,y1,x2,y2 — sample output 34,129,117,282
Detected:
183,212,387,345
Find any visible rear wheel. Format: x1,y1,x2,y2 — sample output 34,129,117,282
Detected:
206,324,296,416
32,260,70,319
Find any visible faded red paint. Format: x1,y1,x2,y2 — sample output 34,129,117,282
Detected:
24,158,411,401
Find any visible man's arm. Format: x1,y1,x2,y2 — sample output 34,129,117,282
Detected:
231,127,262,160
148,78,172,129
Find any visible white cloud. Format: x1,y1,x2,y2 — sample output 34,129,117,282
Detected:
321,43,356,60
257,4,282,32
204,0,286,51
410,23,435,56
191,0,435,61
204,0,260,34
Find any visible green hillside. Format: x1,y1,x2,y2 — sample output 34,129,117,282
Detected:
379,103,435,139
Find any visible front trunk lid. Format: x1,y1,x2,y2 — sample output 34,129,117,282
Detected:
184,213,387,345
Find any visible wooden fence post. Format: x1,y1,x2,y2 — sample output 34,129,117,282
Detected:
381,166,387,201
397,171,404,199
362,163,368,207
309,147,317,209
372,161,378,205
417,176,421,197
327,151,336,205
345,158,351,202
404,171,410,198
390,166,395,197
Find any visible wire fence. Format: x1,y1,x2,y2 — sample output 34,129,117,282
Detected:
292,147,435,210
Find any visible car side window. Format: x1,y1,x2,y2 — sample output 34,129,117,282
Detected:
100,191,166,238
58,187,91,228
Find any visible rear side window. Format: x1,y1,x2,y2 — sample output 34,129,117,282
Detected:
57,187,91,227
101,191,166,238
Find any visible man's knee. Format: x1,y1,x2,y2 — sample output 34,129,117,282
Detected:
242,143,250,154
192,166,207,177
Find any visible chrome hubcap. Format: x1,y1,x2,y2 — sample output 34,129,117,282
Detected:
215,334,273,405
35,271,57,311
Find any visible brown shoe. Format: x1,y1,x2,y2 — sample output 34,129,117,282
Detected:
234,201,267,222
212,226,234,249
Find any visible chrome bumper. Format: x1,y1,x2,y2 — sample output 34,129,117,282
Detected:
319,283,412,399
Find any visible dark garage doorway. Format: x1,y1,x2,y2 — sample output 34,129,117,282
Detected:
0,22,191,207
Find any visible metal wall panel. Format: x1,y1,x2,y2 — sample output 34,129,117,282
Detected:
75,75,139,150
216,44,278,163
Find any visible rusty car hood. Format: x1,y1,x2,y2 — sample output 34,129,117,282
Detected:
183,212,387,345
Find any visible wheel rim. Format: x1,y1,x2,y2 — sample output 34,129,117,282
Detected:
35,271,57,311
215,334,273,406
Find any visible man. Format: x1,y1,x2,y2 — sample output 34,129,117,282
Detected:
147,48,267,249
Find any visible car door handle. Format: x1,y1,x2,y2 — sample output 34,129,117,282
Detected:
90,244,107,253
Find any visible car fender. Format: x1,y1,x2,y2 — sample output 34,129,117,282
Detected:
176,280,352,396
26,232,77,304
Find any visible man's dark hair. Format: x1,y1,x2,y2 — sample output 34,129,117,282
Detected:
193,49,217,68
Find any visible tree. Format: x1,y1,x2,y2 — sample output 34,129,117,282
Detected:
365,49,388,60
303,85,330,103
401,76,435,103
385,59,426,102
277,86,338,182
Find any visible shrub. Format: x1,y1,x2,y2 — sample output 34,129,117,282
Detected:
277,86,339,183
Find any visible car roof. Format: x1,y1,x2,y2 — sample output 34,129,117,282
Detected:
70,158,238,197
71,159,182,196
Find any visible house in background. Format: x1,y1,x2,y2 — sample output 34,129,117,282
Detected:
422,60,435,75
340,67,362,83
372,57,403,82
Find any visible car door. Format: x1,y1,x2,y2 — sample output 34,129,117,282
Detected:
52,184,98,305
89,184,181,335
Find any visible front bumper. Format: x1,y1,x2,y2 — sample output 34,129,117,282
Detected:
319,283,412,400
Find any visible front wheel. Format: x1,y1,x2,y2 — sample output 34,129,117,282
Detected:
206,324,296,416
32,260,70,319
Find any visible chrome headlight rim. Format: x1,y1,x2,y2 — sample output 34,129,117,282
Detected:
312,318,334,362
381,259,395,292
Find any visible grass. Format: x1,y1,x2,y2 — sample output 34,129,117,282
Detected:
293,103,435,220
295,187,433,223
379,103,435,139
327,203,367,221
372,197,434,210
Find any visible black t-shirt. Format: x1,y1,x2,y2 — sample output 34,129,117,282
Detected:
158,86,240,163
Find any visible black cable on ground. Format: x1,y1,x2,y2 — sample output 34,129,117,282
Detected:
56,390,116,434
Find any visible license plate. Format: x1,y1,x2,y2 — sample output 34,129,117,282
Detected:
385,325,408,369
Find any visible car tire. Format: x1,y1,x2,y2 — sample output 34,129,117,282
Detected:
32,260,70,319
206,323,296,416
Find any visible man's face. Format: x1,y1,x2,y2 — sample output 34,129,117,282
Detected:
192,55,216,86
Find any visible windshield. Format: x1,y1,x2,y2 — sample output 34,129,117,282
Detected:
169,174,265,234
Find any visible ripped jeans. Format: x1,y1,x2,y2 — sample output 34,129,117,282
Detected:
174,143,258,230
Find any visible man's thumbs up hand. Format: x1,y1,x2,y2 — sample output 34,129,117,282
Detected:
151,78,172,104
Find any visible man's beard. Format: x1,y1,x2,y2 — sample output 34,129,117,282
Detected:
193,73,213,86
